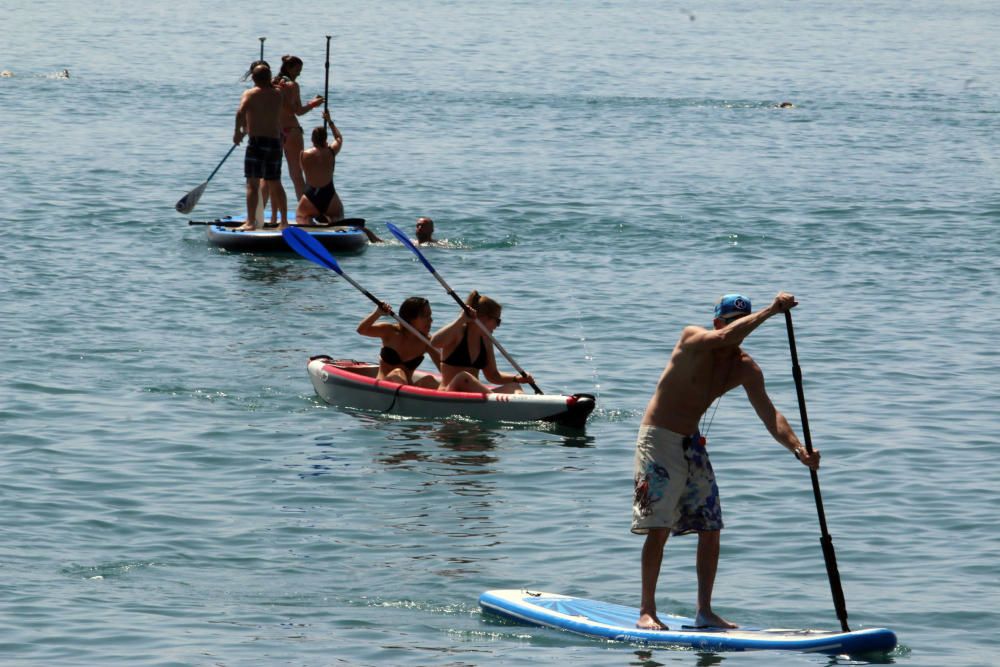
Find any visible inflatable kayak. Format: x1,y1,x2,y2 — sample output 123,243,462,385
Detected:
307,356,596,428
479,589,897,654
204,216,367,254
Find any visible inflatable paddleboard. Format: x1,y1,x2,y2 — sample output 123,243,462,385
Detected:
204,216,367,254
479,589,897,654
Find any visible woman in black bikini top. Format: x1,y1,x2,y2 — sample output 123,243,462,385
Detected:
431,291,534,394
357,296,439,389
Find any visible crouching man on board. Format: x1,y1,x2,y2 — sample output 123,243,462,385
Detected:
632,292,820,630
233,64,287,231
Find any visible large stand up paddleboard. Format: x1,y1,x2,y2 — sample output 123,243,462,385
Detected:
204,216,368,254
479,590,897,654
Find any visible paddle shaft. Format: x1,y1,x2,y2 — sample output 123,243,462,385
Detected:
206,144,237,183
324,36,331,119
785,311,850,632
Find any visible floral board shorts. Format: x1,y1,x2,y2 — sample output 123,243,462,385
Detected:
631,425,723,536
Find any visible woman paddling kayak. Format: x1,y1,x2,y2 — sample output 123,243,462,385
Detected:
357,297,440,389
431,291,534,394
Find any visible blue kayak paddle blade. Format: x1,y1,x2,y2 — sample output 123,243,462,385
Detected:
386,222,435,272
282,226,343,274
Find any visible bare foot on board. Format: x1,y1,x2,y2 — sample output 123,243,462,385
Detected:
636,612,669,631
695,609,738,629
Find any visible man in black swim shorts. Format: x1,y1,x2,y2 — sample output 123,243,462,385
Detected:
234,64,287,230
245,136,282,182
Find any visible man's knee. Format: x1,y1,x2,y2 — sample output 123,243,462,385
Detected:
697,530,721,545
645,528,669,547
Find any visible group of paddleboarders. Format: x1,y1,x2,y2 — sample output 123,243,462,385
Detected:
234,55,349,232
358,291,534,394
234,55,445,242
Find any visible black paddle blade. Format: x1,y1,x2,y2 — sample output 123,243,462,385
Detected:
175,183,206,214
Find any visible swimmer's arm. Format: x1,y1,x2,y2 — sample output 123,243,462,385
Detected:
744,367,819,469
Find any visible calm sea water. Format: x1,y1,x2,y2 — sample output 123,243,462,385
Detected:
2,1,999,665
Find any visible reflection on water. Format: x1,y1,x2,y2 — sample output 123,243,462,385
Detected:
826,650,899,666
377,419,501,474
631,649,726,666
235,254,321,284
631,645,897,665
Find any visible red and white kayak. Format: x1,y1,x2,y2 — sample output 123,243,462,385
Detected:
307,356,596,428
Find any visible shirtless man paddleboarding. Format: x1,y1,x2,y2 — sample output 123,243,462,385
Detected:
234,64,287,230
632,292,820,631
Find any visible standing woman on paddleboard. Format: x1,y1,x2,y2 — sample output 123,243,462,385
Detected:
357,297,440,389
432,292,534,394
274,55,323,200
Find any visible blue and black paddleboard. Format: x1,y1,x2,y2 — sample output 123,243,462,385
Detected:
203,215,368,254
479,590,897,654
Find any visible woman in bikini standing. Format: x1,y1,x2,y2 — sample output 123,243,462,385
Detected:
357,297,440,389
431,291,534,394
273,55,323,200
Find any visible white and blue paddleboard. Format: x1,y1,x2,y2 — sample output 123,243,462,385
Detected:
479,589,897,654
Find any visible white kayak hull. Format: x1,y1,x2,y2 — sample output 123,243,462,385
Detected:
307,356,595,428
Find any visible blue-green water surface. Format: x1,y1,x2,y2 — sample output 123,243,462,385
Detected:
2,1,998,665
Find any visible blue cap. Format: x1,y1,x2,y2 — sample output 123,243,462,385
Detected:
715,294,751,320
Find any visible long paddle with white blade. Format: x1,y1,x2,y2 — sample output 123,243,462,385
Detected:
175,144,237,214
282,227,436,348
785,309,850,632
385,222,542,394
